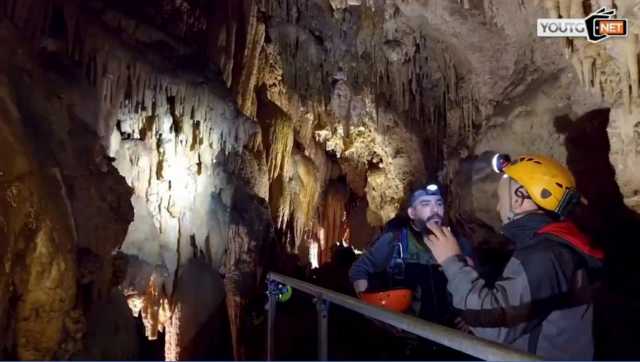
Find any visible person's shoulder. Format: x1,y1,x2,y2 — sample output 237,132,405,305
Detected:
528,233,579,256
514,234,582,270
373,229,398,246
382,215,410,233
513,235,555,257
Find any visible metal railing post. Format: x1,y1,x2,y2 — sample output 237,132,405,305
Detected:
266,283,277,360
315,298,330,360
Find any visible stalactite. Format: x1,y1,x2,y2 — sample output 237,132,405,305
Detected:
597,0,613,7
543,0,560,17
624,68,632,113
584,57,594,90
63,3,78,58
140,273,164,340
126,286,171,343
292,153,320,251
559,0,571,17
300,126,331,186
625,33,639,100
483,0,497,24
235,1,266,119
444,52,457,103
569,0,585,18
10,0,32,33
594,56,603,100
321,180,349,264
0,1,254,156
279,191,293,231
572,52,584,86
267,115,294,181
259,0,442,135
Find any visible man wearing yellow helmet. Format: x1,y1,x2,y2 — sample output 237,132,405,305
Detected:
424,154,603,360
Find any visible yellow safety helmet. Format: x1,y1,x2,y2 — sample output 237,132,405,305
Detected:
492,154,581,217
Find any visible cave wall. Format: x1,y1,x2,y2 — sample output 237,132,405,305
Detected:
0,72,79,360
0,0,261,359
0,20,133,359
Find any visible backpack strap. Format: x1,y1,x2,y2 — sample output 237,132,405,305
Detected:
399,228,409,261
387,228,408,279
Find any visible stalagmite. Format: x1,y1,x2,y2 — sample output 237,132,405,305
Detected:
164,303,182,361
225,293,246,361
139,272,167,340
221,188,271,361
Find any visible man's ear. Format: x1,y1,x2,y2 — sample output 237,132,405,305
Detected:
511,190,525,211
511,187,535,212
407,207,415,219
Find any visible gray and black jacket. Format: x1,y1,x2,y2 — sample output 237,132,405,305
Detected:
442,213,603,360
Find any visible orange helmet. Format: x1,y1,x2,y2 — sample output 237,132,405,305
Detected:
359,288,413,313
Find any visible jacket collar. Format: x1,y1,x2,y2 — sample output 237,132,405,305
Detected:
502,213,553,248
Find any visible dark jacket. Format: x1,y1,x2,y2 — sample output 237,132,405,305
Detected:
349,220,473,325
442,213,603,360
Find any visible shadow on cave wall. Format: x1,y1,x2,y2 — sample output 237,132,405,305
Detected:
555,108,640,360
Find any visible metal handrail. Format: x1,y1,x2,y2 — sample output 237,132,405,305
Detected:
266,272,541,361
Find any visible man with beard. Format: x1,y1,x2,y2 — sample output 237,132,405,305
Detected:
349,183,473,328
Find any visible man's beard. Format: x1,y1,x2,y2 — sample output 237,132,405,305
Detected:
413,215,443,235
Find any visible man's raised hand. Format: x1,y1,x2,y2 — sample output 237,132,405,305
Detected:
424,222,462,264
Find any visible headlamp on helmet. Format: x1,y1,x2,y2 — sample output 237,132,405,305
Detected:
425,184,439,194
492,153,512,174
409,183,442,206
